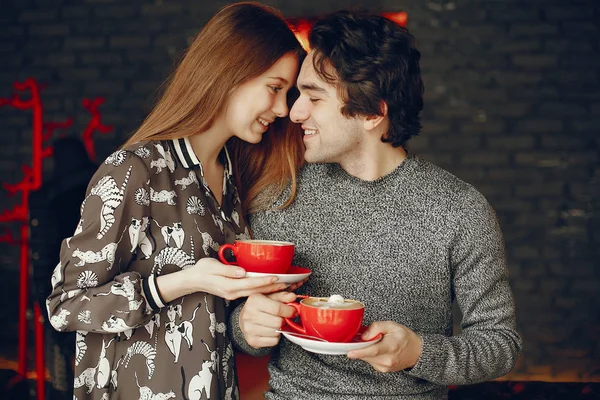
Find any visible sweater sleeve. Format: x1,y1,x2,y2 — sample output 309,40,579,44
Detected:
406,187,522,385
46,150,159,333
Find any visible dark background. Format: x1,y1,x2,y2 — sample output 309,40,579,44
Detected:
0,0,598,389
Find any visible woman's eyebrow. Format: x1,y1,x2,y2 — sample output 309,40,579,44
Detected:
268,77,289,85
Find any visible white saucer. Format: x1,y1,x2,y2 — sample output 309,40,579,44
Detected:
280,326,382,355
244,266,311,284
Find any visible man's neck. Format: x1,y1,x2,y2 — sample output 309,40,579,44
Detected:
338,142,407,181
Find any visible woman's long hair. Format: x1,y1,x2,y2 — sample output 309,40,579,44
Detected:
122,2,305,213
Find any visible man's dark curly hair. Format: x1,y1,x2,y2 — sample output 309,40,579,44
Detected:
309,10,424,148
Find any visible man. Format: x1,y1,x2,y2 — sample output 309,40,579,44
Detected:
229,10,521,399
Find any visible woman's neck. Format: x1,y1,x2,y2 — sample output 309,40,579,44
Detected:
187,122,230,171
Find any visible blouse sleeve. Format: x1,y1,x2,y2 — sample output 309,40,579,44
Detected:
46,150,161,333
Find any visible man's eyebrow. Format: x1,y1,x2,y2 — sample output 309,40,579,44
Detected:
298,83,328,94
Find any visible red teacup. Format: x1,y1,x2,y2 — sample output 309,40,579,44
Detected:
217,240,294,274
284,297,365,343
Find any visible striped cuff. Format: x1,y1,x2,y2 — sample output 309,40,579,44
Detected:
142,274,166,311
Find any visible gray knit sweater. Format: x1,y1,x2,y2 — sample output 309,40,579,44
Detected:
229,153,522,399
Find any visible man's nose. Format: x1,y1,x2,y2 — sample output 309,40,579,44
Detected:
289,99,308,123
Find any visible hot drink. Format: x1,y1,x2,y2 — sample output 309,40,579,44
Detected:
218,239,294,274
303,297,364,310
284,296,365,343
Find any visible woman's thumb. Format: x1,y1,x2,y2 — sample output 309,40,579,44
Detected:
199,257,246,278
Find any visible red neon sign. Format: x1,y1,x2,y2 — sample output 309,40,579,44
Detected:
288,12,408,51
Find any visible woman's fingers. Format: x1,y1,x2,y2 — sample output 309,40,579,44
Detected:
228,276,280,291
221,278,287,300
231,283,289,299
287,277,308,291
197,258,247,278
195,258,306,299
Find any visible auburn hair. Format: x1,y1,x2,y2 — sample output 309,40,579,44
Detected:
122,2,305,214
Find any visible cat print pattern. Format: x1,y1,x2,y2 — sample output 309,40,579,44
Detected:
47,139,245,399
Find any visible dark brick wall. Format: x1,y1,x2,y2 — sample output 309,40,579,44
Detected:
0,0,598,382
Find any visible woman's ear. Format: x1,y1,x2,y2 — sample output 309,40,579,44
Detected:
363,101,388,131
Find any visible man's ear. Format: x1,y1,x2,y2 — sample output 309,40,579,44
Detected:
363,101,388,131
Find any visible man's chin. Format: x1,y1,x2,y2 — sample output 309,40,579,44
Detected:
303,153,325,164
303,151,315,163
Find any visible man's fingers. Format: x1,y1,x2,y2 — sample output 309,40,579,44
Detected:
267,291,298,303
248,335,280,349
243,310,286,331
245,323,284,337
260,299,297,319
245,293,297,318
361,321,391,340
347,343,382,359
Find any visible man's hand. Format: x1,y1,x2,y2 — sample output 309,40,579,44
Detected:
346,321,423,373
239,291,298,349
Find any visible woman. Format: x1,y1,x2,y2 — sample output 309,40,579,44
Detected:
47,3,305,399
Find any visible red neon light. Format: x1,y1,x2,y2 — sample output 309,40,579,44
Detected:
288,12,408,51
0,78,113,399
81,97,113,161
381,12,408,27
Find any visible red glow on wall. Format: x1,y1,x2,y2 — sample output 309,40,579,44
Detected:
381,11,408,27
0,78,113,400
288,12,408,51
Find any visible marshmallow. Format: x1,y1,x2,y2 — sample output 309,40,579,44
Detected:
327,294,345,304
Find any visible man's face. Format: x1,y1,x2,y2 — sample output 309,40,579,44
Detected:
290,51,364,164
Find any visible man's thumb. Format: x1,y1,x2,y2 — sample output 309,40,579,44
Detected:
268,291,298,303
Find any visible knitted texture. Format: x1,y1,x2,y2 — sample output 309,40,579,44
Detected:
230,153,522,399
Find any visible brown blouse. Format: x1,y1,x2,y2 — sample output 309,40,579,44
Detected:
47,138,249,400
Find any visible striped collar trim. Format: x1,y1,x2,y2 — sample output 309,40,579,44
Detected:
171,137,232,177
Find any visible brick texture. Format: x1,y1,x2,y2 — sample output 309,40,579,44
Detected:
0,0,598,385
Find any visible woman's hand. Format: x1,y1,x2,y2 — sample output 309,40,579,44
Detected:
157,257,289,302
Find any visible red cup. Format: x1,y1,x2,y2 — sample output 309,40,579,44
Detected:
217,240,294,274
284,297,365,343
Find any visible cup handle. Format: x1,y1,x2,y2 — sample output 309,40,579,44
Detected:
282,302,306,335
218,243,236,265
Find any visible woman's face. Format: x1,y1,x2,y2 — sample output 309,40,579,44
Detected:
222,52,299,144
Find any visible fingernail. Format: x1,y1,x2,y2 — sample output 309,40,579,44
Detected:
271,277,280,283
236,268,246,278
347,352,356,359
